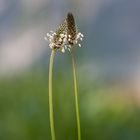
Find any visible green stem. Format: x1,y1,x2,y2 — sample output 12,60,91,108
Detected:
49,50,56,140
71,52,81,140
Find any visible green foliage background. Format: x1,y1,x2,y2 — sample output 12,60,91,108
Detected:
0,71,140,140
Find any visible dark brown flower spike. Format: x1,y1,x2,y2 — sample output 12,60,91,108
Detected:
66,12,77,45
53,20,67,49
65,12,84,51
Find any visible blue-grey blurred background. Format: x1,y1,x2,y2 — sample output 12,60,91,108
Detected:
1,0,140,140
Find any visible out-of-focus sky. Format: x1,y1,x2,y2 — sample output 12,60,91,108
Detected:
0,0,140,90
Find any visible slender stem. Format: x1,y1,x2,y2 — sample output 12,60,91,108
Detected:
71,52,81,140
49,50,56,140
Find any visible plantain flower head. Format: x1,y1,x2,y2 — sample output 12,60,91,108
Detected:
44,20,68,53
44,12,84,53
65,12,84,51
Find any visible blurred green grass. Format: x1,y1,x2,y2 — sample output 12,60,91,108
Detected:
0,71,140,140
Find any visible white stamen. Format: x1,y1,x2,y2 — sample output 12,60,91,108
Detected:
80,34,84,37
45,29,83,52
64,45,67,49
68,48,71,52
59,38,62,42
76,34,80,39
44,36,47,41
49,36,53,39
63,37,67,42
52,33,56,35
49,44,53,49
47,33,51,37
61,47,65,53
60,34,64,37
78,44,81,47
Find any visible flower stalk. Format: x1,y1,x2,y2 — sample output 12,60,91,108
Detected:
66,13,82,140
71,50,81,140
49,49,56,140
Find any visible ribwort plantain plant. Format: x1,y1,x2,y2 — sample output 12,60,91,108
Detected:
44,12,83,140
44,18,67,140
65,12,83,140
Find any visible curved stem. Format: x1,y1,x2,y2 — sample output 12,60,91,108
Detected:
49,50,56,140
71,52,81,140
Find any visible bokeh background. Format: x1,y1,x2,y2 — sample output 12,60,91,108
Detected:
1,0,140,140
